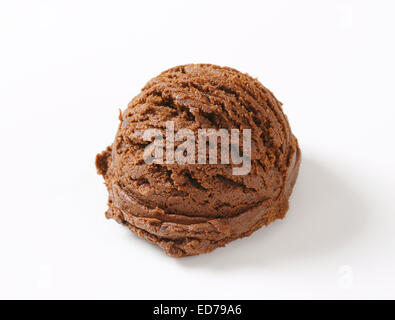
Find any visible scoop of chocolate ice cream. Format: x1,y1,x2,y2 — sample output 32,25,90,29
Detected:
96,64,301,257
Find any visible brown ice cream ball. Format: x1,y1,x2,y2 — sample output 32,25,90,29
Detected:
96,64,301,257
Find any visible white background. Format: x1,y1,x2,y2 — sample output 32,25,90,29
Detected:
1,0,394,299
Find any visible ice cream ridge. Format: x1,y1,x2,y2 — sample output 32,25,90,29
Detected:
96,64,301,257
